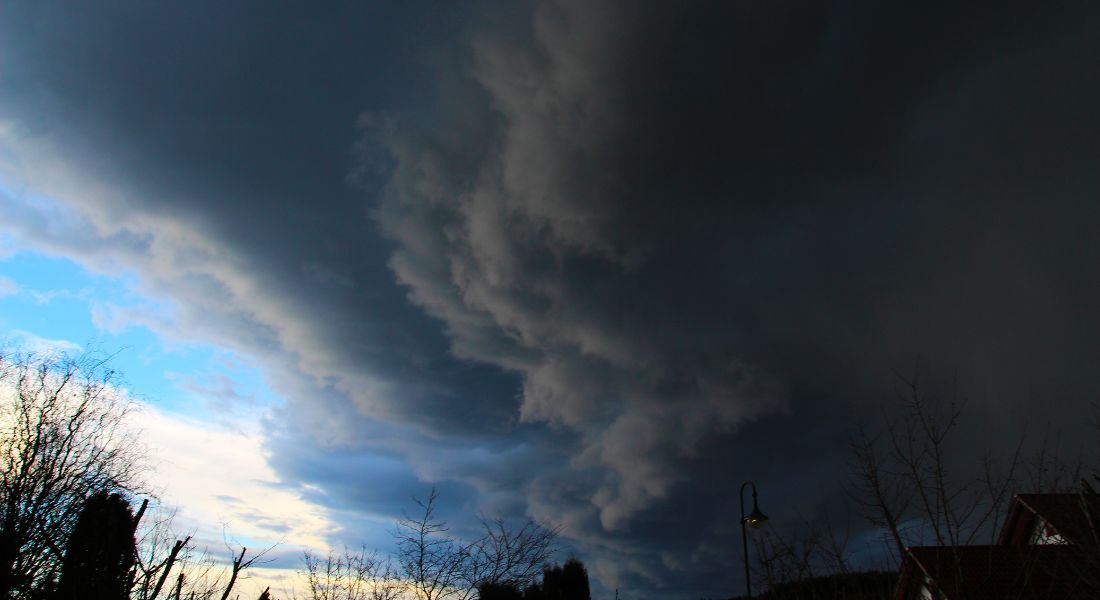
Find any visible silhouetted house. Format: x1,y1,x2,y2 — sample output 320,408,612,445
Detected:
894,493,1100,599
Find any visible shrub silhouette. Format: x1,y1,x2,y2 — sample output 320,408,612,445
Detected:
478,581,525,600
55,492,138,600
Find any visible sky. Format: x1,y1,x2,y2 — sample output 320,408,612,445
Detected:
2,1,1100,598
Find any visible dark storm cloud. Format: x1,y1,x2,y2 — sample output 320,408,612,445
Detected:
2,1,1100,597
374,0,1100,593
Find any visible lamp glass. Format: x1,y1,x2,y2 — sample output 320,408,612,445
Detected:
745,508,768,528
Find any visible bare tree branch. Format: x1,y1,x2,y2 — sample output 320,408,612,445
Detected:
0,350,146,599
395,488,557,600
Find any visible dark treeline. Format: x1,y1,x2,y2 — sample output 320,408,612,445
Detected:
724,572,898,600
477,558,591,600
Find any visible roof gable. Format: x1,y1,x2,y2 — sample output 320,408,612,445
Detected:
998,493,1100,546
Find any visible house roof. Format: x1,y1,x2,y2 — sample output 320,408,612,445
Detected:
897,545,1099,600
894,492,1100,599
998,493,1100,546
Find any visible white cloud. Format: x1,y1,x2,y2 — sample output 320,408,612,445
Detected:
132,403,337,553
128,402,340,597
0,275,16,297
4,329,82,356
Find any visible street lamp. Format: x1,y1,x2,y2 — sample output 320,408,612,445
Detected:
740,481,768,598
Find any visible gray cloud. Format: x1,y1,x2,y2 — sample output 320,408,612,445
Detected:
373,0,1100,592
2,1,1100,597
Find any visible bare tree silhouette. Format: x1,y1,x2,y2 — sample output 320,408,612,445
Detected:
0,351,145,599
395,488,557,600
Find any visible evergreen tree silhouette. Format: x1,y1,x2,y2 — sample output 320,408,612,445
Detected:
55,492,138,600
538,559,591,600
559,559,591,600
541,564,564,599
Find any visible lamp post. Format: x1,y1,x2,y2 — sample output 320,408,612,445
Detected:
740,481,768,598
